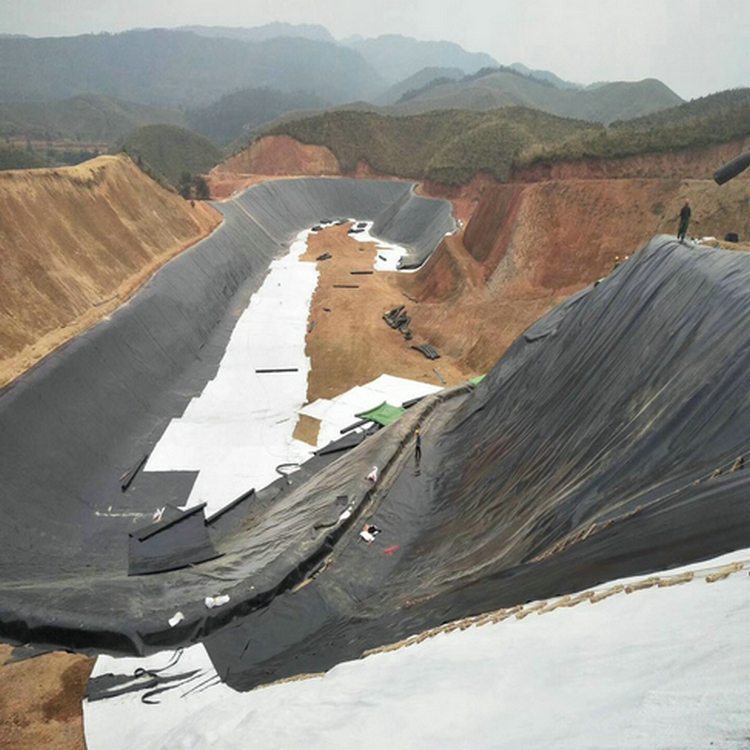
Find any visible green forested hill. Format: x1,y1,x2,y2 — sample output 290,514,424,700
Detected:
610,87,750,129
0,95,184,141
186,88,326,146
120,124,223,184
263,107,599,184
516,90,750,167
388,70,683,124
0,30,383,108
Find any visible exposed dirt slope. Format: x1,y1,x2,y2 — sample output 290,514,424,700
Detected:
209,135,341,199
0,154,220,388
512,136,750,182
407,172,750,372
218,135,340,176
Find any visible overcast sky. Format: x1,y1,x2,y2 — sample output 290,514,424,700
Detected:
3,0,748,100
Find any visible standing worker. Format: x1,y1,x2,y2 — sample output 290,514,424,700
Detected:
415,428,422,464
678,199,691,243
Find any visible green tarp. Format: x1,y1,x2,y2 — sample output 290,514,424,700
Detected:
355,401,405,427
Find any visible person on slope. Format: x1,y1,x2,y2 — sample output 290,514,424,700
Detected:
678,199,692,243
415,428,422,464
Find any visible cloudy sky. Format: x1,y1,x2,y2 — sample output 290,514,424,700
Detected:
3,0,748,100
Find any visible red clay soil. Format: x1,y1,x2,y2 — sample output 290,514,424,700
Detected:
208,135,342,199
403,171,750,373
301,225,474,401
207,137,401,200
0,645,94,750
0,154,221,388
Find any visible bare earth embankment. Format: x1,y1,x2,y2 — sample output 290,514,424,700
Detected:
0,154,221,388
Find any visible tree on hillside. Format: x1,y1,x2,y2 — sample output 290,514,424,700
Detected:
177,171,210,200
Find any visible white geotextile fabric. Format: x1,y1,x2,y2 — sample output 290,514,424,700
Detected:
301,375,442,446
348,220,409,272
145,230,317,515
85,547,750,750
143,228,443,517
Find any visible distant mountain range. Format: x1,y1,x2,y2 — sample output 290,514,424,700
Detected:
375,67,465,106
341,34,499,85
179,23,335,44
381,69,683,124
0,22,697,161
0,29,383,107
509,63,581,90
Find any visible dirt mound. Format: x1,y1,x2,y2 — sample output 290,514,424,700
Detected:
0,154,220,387
209,135,341,199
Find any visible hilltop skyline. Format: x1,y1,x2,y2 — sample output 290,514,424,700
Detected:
2,0,749,101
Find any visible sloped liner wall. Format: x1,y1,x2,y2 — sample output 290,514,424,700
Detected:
0,178,453,652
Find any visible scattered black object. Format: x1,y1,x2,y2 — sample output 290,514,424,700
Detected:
206,487,255,527
315,430,368,456
340,418,370,434
725,233,739,243
402,395,426,409
311,225,323,232
383,304,414,341
316,253,332,261
348,228,364,234
356,222,368,228
350,270,374,275
379,255,387,261
412,344,440,360
383,305,410,331
714,151,750,185
87,660,200,704
6,644,56,664
323,307,332,312
255,368,299,373
128,504,220,576
333,284,360,289
120,453,149,492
